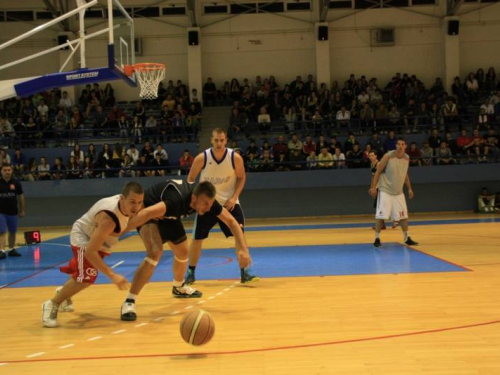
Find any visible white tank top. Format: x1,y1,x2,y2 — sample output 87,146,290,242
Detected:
200,148,238,205
70,195,130,254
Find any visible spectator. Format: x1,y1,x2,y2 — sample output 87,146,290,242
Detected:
246,140,259,159
420,140,434,166
135,154,151,177
428,128,443,152
478,187,495,213
59,91,73,111
346,143,364,169
51,157,66,180
179,149,194,175
118,115,129,140
37,157,51,180
144,115,157,142
436,141,454,165
288,133,303,170
126,144,139,164
66,156,81,179
306,151,318,170
465,72,479,102
316,134,330,154
275,152,290,172
71,144,84,165
0,148,10,165
388,105,400,131
131,116,143,144
258,149,274,172
383,130,397,151
456,129,472,162
203,77,217,105
12,148,27,178
336,106,350,130
81,156,94,179
153,143,169,161
257,107,271,134
441,97,458,129
98,143,113,178
408,142,422,167
119,154,135,178
302,135,317,157
273,135,288,162
484,128,499,161
318,147,333,169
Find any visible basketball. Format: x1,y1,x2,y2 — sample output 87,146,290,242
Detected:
180,310,215,346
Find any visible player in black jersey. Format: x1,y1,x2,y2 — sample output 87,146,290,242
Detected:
120,180,252,321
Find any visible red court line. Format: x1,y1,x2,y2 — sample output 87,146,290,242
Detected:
0,260,68,290
2,319,500,364
200,255,233,268
399,243,472,272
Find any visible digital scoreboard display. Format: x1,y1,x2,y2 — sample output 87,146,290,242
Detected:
24,231,41,245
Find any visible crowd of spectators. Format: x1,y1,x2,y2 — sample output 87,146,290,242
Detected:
0,80,202,147
215,70,500,139
0,142,195,180
226,127,499,172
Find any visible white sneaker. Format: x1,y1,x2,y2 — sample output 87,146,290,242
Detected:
172,284,203,298
56,286,74,312
42,300,59,328
120,301,137,321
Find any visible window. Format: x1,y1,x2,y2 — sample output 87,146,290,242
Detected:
287,1,312,11
412,0,436,4
162,6,186,16
355,0,381,9
133,7,160,17
259,2,285,12
204,5,229,14
329,0,353,8
36,11,60,20
383,0,409,7
85,8,104,18
6,11,34,22
0,12,4,22
230,3,257,13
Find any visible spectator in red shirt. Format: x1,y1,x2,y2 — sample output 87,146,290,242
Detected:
272,135,288,162
302,134,316,157
408,142,422,167
456,129,472,162
178,149,194,175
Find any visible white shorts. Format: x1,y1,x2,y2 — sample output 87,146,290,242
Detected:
375,190,408,221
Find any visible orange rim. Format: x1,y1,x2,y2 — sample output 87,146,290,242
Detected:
124,63,165,77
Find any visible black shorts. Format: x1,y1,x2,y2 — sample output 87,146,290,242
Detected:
193,204,244,240
141,219,187,245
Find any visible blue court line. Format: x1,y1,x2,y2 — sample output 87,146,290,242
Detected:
0,242,467,288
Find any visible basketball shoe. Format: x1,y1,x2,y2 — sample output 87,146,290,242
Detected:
172,284,202,298
56,286,74,312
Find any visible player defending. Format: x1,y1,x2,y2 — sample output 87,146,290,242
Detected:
185,127,258,285
119,180,252,321
41,182,144,328
369,138,418,248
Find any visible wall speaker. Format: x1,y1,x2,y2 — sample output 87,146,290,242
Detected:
58,35,69,50
318,26,328,41
188,31,199,46
448,20,459,36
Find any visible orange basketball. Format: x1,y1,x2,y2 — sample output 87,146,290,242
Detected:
180,309,215,346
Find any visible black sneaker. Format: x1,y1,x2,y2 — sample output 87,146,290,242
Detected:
241,270,260,284
120,300,137,321
172,284,202,298
8,249,21,257
405,237,419,246
0,251,5,260
374,238,382,248
185,269,196,285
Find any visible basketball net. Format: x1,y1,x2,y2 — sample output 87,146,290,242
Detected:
126,63,166,100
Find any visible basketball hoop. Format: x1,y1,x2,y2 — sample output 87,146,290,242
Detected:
124,63,166,100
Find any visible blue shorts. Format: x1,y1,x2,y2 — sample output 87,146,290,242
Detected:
0,214,18,234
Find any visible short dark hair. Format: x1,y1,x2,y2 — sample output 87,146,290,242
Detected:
1,163,12,170
397,137,407,144
212,127,227,136
193,181,216,199
122,182,144,197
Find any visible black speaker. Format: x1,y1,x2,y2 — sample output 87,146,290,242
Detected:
318,26,328,41
188,31,199,46
448,20,459,36
58,35,69,50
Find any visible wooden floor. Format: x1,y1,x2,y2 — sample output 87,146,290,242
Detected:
1,213,500,374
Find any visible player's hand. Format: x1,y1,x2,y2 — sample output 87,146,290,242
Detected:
110,273,129,290
237,251,252,268
408,189,414,199
369,187,377,198
224,197,237,211
18,210,25,218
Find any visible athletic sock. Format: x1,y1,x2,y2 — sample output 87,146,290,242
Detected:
404,231,409,241
188,265,196,273
375,232,380,239
173,279,184,288
126,293,138,302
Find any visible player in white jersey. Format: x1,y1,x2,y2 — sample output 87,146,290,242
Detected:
185,128,258,285
369,137,419,248
41,182,144,328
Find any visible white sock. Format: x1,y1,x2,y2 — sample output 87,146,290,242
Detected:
404,231,409,241
126,293,138,301
375,232,380,239
173,279,184,288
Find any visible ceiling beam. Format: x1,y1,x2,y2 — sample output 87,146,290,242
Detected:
320,0,331,22
447,0,464,15
187,0,197,27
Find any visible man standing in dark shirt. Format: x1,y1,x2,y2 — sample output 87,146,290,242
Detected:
0,164,25,259
120,180,252,321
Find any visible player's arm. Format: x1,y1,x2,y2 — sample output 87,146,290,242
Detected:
217,207,251,268
84,212,128,289
404,174,414,199
226,153,246,211
369,153,389,195
125,202,167,231
187,153,205,183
